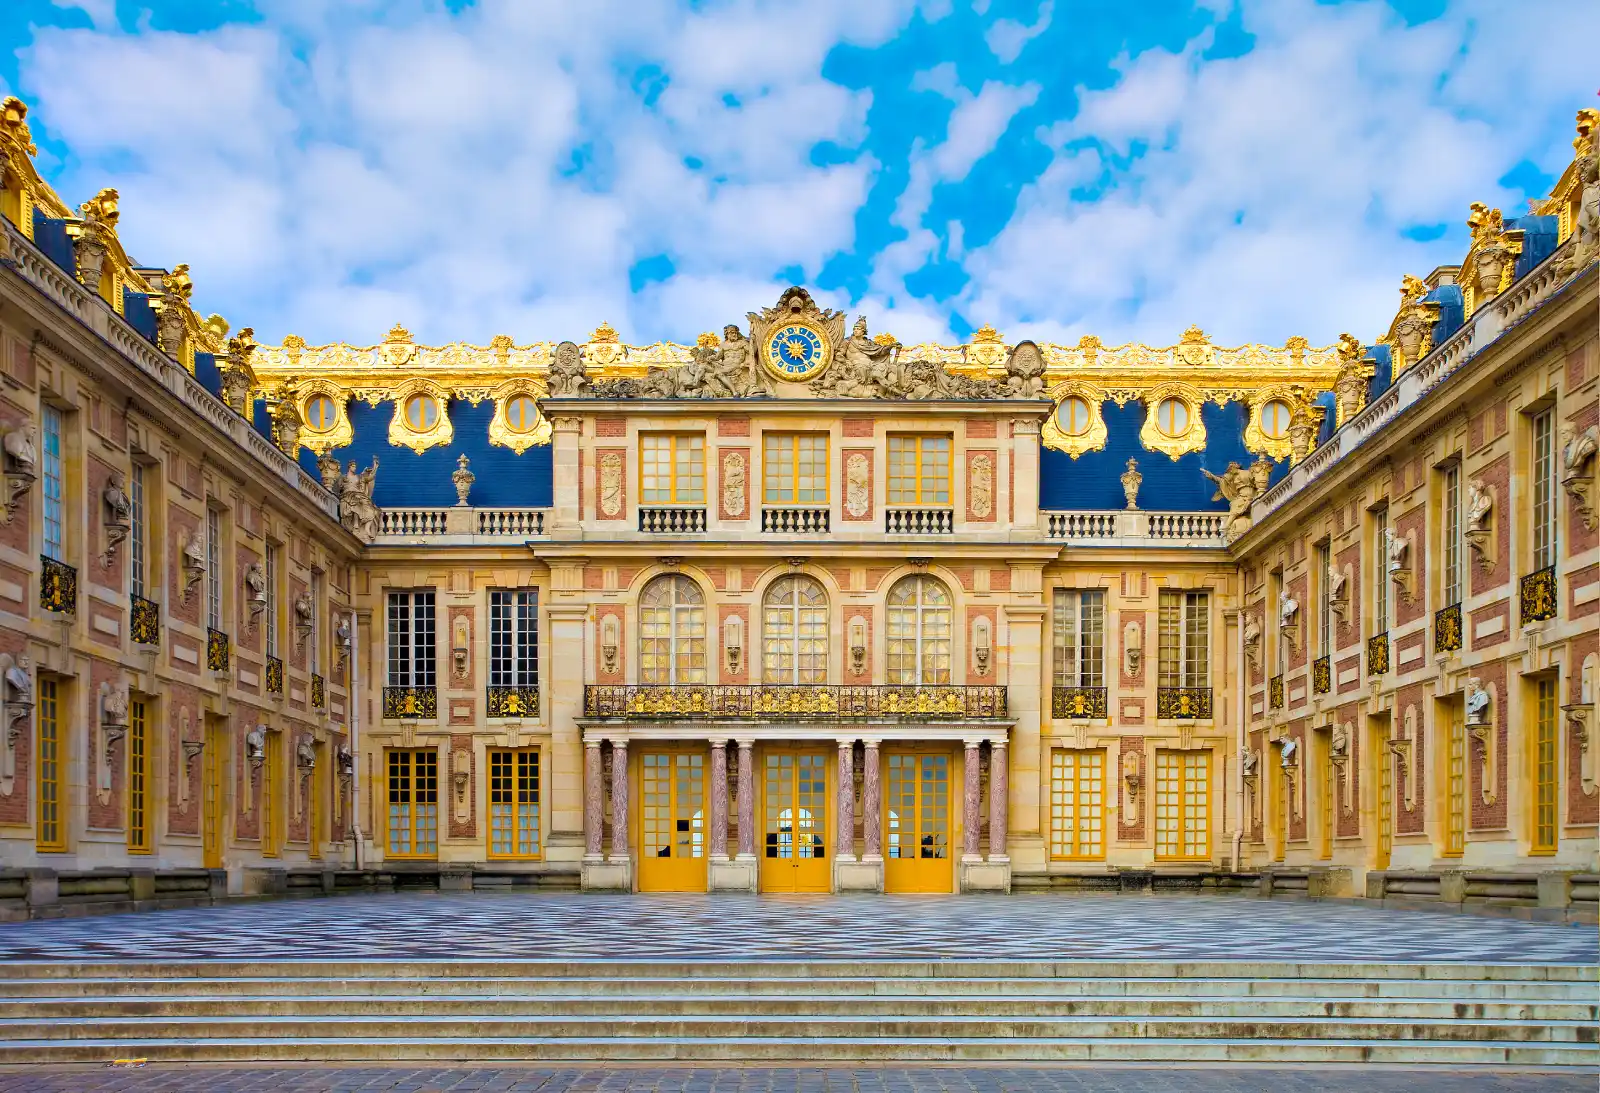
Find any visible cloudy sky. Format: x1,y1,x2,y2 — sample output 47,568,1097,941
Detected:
2,0,1595,348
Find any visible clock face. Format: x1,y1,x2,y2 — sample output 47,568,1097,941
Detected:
763,322,830,381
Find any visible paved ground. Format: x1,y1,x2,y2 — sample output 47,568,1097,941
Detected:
0,1066,1594,1092
0,892,1592,964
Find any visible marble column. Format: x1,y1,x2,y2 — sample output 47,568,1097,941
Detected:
989,738,1010,860
861,740,882,861
709,739,729,861
962,740,983,861
736,739,755,859
836,739,855,861
583,739,603,860
609,739,629,860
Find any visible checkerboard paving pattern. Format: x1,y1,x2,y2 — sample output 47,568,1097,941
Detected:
0,891,1593,964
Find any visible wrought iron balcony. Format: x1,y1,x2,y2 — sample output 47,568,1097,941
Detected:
1519,565,1557,625
1435,602,1463,654
487,685,540,718
639,506,706,534
1312,655,1331,695
311,673,325,710
1052,686,1107,719
265,655,284,696
206,628,230,673
1367,632,1390,676
130,594,160,646
40,556,76,614
583,684,1008,721
383,685,438,719
1156,687,1212,719
762,507,829,534
885,508,953,534
1269,674,1284,710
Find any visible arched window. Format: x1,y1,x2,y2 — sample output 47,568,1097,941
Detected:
763,575,828,684
639,575,706,684
886,575,952,684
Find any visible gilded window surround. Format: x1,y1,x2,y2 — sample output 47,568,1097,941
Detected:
1241,385,1309,463
286,378,352,455
1139,381,1208,461
487,377,552,453
385,377,454,454
1041,379,1108,459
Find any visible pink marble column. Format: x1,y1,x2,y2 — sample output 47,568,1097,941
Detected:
836,739,855,861
609,739,629,860
709,739,729,860
736,739,755,859
962,740,982,861
861,740,882,860
583,740,603,859
989,739,1009,860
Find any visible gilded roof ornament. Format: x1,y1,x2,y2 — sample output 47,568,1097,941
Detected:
696,331,720,348
872,332,898,347
0,97,36,157
1463,202,1521,312
1383,274,1440,374
971,324,1002,343
590,322,619,343
1175,325,1212,367
1575,108,1598,156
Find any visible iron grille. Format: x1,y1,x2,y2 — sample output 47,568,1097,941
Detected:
583,684,1007,721
1518,565,1557,625
205,628,230,673
129,594,160,646
1155,687,1212,719
1269,674,1284,710
1312,655,1331,695
383,686,438,719
265,655,284,696
487,685,540,718
1434,602,1463,654
1367,632,1390,676
40,556,76,614
1051,686,1107,719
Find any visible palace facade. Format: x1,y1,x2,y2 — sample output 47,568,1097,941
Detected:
0,95,1594,916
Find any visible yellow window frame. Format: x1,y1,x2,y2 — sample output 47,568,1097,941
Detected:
886,434,951,506
1049,749,1105,860
386,748,440,859
1154,749,1210,861
128,699,150,854
488,747,543,860
261,731,281,858
762,432,830,505
1531,677,1558,855
36,678,64,852
640,432,706,504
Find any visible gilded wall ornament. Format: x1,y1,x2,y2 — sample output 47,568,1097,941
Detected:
964,324,1009,369
293,380,353,454
1041,379,1108,458
386,379,453,454
1140,382,1207,459
487,378,554,451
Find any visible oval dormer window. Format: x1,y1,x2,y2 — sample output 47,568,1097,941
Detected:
1260,399,1292,440
304,394,337,433
1154,397,1190,438
504,394,538,433
404,394,440,431
1057,396,1092,437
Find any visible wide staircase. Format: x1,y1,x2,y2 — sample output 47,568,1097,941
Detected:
0,959,1594,1066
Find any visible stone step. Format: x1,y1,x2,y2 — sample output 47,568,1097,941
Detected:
0,1034,1590,1067
4,994,1591,1022
5,1013,1594,1044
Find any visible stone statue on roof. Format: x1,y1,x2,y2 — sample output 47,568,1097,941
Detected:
1563,136,1599,276
339,458,380,543
1202,461,1259,542
701,325,765,398
546,341,589,397
1002,340,1047,398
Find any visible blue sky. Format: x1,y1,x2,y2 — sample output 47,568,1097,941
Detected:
1,0,1594,348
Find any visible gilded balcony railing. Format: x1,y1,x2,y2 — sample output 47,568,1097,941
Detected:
1312,655,1331,695
206,628,230,673
1269,674,1284,710
383,686,438,719
311,673,325,710
1156,687,1212,719
487,685,540,717
1051,686,1107,719
265,655,284,696
583,684,1008,721
40,556,76,614
1519,565,1557,625
129,594,160,646
1367,632,1390,677
1434,602,1463,654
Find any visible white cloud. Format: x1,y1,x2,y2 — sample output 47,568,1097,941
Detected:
986,1,1053,64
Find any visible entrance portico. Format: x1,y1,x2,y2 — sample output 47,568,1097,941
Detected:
578,720,1011,895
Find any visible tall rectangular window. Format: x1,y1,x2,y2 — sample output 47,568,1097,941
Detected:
1531,408,1557,571
1157,591,1210,688
205,507,222,631
1315,540,1333,656
1532,677,1558,854
265,544,280,659
128,698,149,853
1371,507,1389,635
1318,734,1334,860
129,465,147,599
387,592,437,688
41,406,63,561
387,748,439,857
886,435,951,505
36,678,63,851
1271,570,1287,677
763,433,829,504
489,589,539,687
1051,590,1105,688
1441,463,1463,608
1444,701,1466,857
640,433,705,504
1049,749,1104,859
261,732,280,858
488,748,541,858
1154,750,1209,860
309,570,324,676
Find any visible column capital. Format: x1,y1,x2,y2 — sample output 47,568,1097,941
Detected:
734,737,756,749
583,738,602,751
860,736,882,749
963,737,987,750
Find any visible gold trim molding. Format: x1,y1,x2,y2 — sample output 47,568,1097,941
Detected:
1140,382,1208,460
1041,379,1108,458
386,378,453,454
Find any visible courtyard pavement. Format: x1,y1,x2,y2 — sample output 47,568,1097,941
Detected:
0,1065,1595,1093
0,891,1593,964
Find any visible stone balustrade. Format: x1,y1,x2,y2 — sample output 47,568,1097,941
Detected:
1043,510,1226,546
374,506,551,543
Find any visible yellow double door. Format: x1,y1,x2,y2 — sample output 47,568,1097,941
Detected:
884,749,956,893
760,749,831,893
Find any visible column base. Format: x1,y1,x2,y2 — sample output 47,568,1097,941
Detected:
959,858,1012,893
581,857,632,892
835,856,884,893
709,857,758,892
